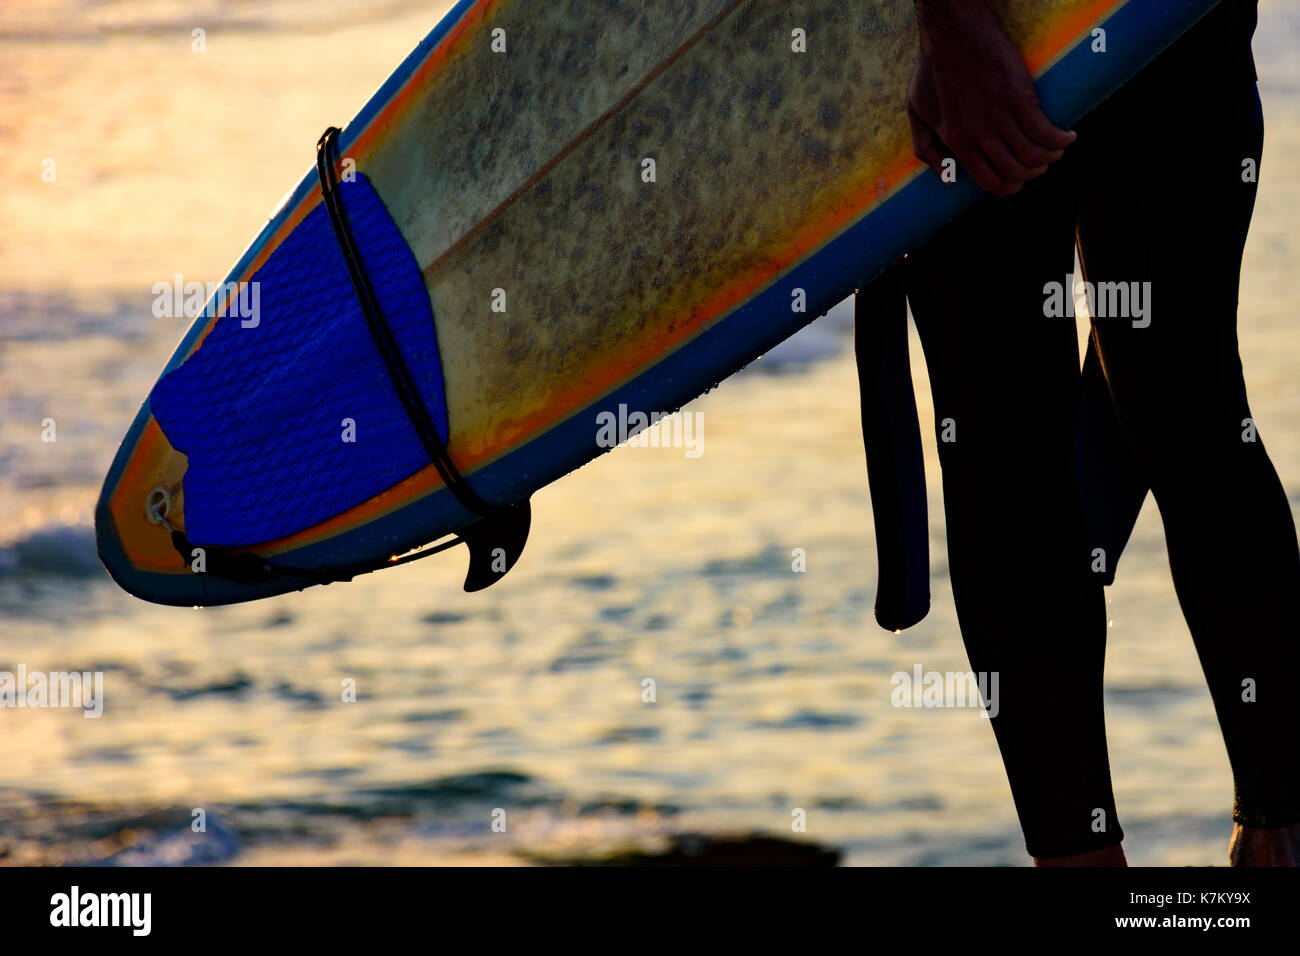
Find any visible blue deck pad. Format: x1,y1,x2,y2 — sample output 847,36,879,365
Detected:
150,175,450,548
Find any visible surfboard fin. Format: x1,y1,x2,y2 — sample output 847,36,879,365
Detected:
458,497,532,592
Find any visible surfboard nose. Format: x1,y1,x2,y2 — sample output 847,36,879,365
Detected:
94,485,207,608
94,411,210,607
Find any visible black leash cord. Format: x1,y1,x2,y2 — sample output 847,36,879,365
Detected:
169,524,462,586
315,125,497,520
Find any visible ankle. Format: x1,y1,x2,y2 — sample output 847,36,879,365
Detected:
1228,822,1297,867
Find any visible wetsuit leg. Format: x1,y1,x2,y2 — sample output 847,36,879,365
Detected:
904,163,1122,858
1077,31,1300,828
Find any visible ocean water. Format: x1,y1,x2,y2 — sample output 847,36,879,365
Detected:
2,0,1299,866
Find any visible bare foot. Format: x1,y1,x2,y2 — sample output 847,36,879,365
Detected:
1034,844,1128,867
1228,823,1299,866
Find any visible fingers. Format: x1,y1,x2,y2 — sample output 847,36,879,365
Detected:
907,102,947,175
965,150,1022,198
1014,96,1077,151
978,131,1050,185
972,99,1073,194
908,80,1074,198
910,100,1020,196
998,115,1067,169
945,133,1021,197
913,123,1018,197
940,111,1071,197
913,120,1020,197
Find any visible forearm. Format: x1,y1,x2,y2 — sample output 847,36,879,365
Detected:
914,0,1000,55
915,0,993,24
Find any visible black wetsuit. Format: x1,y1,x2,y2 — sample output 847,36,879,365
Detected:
858,0,1300,857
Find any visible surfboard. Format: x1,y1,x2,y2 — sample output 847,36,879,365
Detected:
97,0,1223,606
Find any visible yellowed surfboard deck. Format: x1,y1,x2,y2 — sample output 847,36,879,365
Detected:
97,0,1221,605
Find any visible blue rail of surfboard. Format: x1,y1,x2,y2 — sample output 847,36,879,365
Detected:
98,0,1224,605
